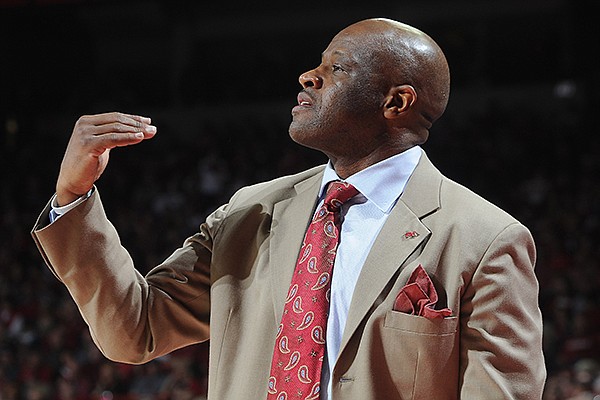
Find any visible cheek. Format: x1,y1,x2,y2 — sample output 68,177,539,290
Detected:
346,82,383,114
288,82,382,144
330,81,382,120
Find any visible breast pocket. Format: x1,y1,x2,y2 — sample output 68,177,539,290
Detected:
379,311,460,399
384,310,458,335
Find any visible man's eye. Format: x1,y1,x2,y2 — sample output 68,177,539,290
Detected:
332,64,344,72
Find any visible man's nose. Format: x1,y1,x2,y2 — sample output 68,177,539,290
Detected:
299,70,322,89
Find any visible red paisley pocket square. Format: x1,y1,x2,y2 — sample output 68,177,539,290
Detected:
393,265,453,319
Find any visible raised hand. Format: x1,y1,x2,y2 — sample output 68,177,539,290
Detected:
55,112,157,206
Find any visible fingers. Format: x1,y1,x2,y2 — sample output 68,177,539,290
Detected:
80,112,155,135
56,111,158,204
76,112,157,150
82,111,151,127
93,122,157,140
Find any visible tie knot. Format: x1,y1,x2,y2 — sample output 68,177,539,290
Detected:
324,181,359,211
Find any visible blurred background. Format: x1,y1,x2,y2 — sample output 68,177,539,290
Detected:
0,0,598,399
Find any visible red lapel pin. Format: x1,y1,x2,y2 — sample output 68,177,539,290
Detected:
403,231,419,239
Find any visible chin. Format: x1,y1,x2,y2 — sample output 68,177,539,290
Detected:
288,126,317,150
288,122,305,144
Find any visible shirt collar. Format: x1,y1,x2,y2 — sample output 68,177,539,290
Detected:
319,146,422,213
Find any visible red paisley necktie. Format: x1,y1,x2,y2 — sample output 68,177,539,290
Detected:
267,181,359,400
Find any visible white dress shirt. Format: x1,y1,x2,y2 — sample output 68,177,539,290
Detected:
317,146,422,400
49,189,93,222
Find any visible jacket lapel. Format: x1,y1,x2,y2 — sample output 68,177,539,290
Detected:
264,152,445,361
338,151,443,355
268,171,324,322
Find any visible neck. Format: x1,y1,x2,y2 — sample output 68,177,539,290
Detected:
328,145,415,179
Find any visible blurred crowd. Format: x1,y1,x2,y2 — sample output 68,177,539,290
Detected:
0,94,598,399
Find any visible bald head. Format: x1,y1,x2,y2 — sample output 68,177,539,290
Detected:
335,18,450,129
290,18,451,176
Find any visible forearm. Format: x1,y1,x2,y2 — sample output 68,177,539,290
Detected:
32,189,211,364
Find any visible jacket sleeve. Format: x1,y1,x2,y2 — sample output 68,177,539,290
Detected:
31,188,222,364
459,222,546,399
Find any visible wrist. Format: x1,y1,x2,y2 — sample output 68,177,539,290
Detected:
56,183,93,207
55,191,82,207
50,188,93,222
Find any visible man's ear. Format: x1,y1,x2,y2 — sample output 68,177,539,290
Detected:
383,85,417,119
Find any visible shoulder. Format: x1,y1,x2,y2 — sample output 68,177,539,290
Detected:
207,164,325,224
410,164,536,281
203,164,325,237
439,176,520,228
404,151,522,231
228,164,325,206
430,174,534,264
406,153,531,252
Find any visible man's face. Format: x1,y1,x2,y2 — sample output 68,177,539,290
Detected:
288,27,387,160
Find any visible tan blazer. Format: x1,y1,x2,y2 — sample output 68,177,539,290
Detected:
32,152,545,399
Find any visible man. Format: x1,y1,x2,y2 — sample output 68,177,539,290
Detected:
32,18,545,399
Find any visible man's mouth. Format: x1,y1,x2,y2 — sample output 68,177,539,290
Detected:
296,91,313,107
292,91,315,115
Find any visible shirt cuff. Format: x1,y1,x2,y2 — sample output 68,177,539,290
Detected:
49,189,94,222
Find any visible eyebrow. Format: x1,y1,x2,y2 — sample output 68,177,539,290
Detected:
322,50,358,65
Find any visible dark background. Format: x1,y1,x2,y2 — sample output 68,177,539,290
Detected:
0,1,598,399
